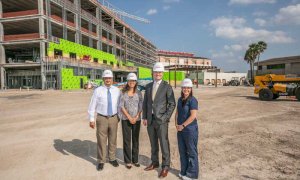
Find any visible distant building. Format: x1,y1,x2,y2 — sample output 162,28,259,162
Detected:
254,56,300,76
189,71,247,85
157,50,212,66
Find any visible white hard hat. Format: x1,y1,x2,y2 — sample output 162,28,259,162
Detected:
127,73,137,81
181,78,193,88
153,62,165,72
102,70,113,78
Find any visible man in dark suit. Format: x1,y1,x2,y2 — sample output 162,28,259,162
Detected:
142,62,176,178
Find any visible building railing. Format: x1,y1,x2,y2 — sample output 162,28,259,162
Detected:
81,9,99,24
2,9,39,18
44,56,136,71
81,27,98,37
51,0,77,12
51,14,63,23
66,20,76,28
3,33,44,41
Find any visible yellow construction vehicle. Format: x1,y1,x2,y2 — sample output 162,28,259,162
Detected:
254,74,300,101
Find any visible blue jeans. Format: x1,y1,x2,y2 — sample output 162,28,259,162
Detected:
177,125,199,179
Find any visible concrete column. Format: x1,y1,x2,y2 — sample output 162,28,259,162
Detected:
111,19,116,55
0,22,6,89
122,27,126,36
40,42,46,90
0,0,3,18
96,7,102,50
38,0,44,15
111,18,114,29
75,0,81,44
45,0,52,37
0,66,4,89
39,17,45,39
62,7,67,40
0,22,3,41
0,44,5,89
124,28,127,63
88,22,92,47
0,44,4,64
57,61,62,89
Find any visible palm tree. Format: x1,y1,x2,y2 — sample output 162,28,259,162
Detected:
244,44,258,83
256,41,267,74
244,41,268,83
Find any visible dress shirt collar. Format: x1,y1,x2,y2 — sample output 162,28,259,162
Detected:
154,79,162,85
104,84,112,89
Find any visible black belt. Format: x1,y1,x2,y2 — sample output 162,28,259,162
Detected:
98,113,117,119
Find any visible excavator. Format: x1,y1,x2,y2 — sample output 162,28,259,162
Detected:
254,74,300,101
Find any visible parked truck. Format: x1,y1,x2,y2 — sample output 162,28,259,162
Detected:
254,74,300,101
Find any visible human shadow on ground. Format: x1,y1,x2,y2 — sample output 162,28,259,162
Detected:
53,139,179,176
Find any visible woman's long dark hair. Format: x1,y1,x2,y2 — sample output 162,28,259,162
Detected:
181,88,193,107
122,81,138,94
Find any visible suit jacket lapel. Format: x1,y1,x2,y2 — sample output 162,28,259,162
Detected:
149,82,154,104
153,81,164,103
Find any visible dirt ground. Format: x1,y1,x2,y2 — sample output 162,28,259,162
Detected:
0,86,299,180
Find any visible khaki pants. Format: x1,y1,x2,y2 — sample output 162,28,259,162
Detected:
96,115,118,163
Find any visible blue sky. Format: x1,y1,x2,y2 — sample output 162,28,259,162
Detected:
106,0,300,72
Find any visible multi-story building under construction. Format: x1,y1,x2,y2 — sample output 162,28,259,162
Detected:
0,0,157,90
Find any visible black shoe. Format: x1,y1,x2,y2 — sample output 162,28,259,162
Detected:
109,160,119,167
133,163,140,167
125,164,132,169
97,163,104,171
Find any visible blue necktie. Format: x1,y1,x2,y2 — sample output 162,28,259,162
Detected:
107,88,113,116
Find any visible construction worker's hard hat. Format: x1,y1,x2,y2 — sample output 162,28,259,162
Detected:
127,73,137,81
102,70,113,78
153,62,165,72
181,78,193,88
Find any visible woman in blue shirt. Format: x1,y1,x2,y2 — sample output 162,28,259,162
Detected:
175,78,199,180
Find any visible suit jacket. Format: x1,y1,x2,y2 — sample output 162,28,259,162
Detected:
142,80,176,125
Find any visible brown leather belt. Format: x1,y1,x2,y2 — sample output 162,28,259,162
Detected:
97,113,117,119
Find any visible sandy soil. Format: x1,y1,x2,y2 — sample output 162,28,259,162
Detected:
0,86,299,180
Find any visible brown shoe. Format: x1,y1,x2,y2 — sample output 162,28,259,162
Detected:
159,169,169,178
144,163,159,171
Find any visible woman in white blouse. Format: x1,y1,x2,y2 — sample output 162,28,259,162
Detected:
118,73,143,169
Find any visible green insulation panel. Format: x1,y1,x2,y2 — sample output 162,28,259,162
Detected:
126,61,135,67
61,68,88,90
163,71,185,81
138,67,152,80
48,39,118,64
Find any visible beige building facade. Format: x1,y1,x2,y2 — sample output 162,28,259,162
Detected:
157,50,212,66
255,56,300,76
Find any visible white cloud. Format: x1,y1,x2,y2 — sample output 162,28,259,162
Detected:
229,0,276,5
274,4,300,25
210,16,246,27
211,51,235,59
252,11,268,17
255,18,267,26
210,50,240,64
209,17,293,43
292,0,300,3
163,5,171,10
146,9,158,15
224,44,247,51
163,0,180,3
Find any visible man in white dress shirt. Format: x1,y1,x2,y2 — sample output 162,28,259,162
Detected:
88,69,120,171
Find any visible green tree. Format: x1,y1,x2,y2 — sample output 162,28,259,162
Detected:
244,43,258,83
256,41,268,74
244,41,268,83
